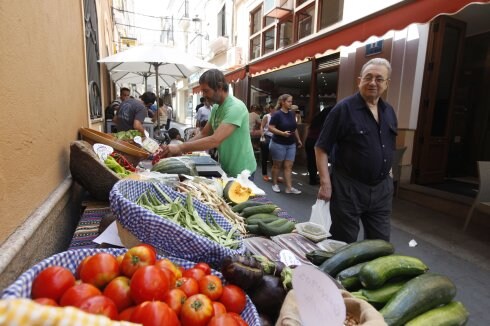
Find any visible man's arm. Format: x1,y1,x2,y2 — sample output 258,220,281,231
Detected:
168,122,236,155
315,146,332,201
133,119,146,137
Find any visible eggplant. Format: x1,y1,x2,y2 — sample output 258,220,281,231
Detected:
221,255,264,290
248,275,287,321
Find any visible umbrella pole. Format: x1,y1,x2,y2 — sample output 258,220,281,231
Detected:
154,63,160,135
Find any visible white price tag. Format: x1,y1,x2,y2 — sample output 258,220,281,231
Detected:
133,136,143,146
279,249,302,267
93,144,114,161
292,265,346,326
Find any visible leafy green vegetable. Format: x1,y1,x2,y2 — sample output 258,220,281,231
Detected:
113,130,142,140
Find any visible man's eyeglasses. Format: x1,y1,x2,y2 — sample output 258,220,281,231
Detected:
360,76,388,84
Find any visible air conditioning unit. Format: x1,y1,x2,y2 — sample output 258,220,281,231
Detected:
226,47,242,67
208,36,229,54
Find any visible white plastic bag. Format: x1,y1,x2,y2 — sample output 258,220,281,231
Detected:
309,199,332,236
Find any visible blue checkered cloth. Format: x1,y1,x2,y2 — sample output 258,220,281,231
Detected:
1,248,260,325
110,180,245,267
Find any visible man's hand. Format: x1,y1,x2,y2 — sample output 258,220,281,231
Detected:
317,183,332,201
167,144,183,156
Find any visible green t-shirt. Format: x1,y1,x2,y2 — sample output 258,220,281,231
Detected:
209,95,257,177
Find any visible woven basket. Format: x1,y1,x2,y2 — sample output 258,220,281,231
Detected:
110,180,246,267
69,140,121,201
1,248,261,326
79,127,149,166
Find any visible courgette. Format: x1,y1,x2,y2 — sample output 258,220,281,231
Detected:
246,214,281,225
306,250,336,265
242,204,278,217
257,220,295,236
319,239,394,277
231,200,266,213
336,262,367,290
351,280,406,308
359,255,428,289
380,273,457,326
245,224,260,234
405,301,469,326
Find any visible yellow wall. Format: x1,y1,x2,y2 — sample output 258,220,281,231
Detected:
0,1,89,243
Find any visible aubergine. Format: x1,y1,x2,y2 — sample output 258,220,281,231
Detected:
248,275,287,321
221,255,264,290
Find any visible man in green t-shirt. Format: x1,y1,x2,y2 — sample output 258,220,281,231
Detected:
167,69,257,177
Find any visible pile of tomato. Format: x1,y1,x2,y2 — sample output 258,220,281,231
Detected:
30,245,249,326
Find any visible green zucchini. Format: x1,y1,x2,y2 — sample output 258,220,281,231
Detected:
306,250,336,265
380,273,457,326
405,301,469,326
351,281,406,308
245,224,260,234
246,214,281,225
257,220,295,236
241,204,278,217
336,262,367,290
319,239,394,277
359,255,428,289
231,200,266,213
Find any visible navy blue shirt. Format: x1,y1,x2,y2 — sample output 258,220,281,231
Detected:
269,110,297,145
316,92,398,185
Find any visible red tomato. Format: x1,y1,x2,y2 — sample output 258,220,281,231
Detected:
198,275,223,300
183,267,206,281
103,276,133,312
78,295,118,320
228,312,249,326
219,285,247,314
120,245,157,278
75,256,91,279
137,243,157,256
31,266,76,302
155,258,182,280
175,277,199,297
212,301,227,317
180,293,214,326
163,288,187,316
119,306,136,321
79,253,119,289
130,265,170,304
59,283,101,307
194,262,212,275
207,313,241,326
156,266,177,289
33,298,59,307
130,301,180,326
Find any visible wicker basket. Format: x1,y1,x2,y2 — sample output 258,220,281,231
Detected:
110,180,246,267
69,140,121,201
1,248,261,326
79,127,149,166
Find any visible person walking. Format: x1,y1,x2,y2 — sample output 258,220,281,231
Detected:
315,58,398,243
268,94,303,194
166,69,256,178
114,91,156,137
259,104,276,182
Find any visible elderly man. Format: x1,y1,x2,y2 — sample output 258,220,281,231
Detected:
114,91,156,137
315,58,398,243
167,69,256,178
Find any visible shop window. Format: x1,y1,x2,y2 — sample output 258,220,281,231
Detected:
218,5,226,36
250,35,261,60
263,27,276,55
297,5,315,40
251,6,262,35
278,15,293,48
319,0,343,30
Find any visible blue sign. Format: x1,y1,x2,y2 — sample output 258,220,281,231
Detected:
365,40,383,56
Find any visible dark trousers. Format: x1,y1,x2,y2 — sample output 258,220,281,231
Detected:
260,136,271,175
329,171,393,243
305,138,318,184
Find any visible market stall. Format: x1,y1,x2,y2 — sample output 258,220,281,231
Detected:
0,128,470,325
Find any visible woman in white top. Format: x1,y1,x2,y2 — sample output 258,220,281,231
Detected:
260,104,277,182
152,98,168,129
